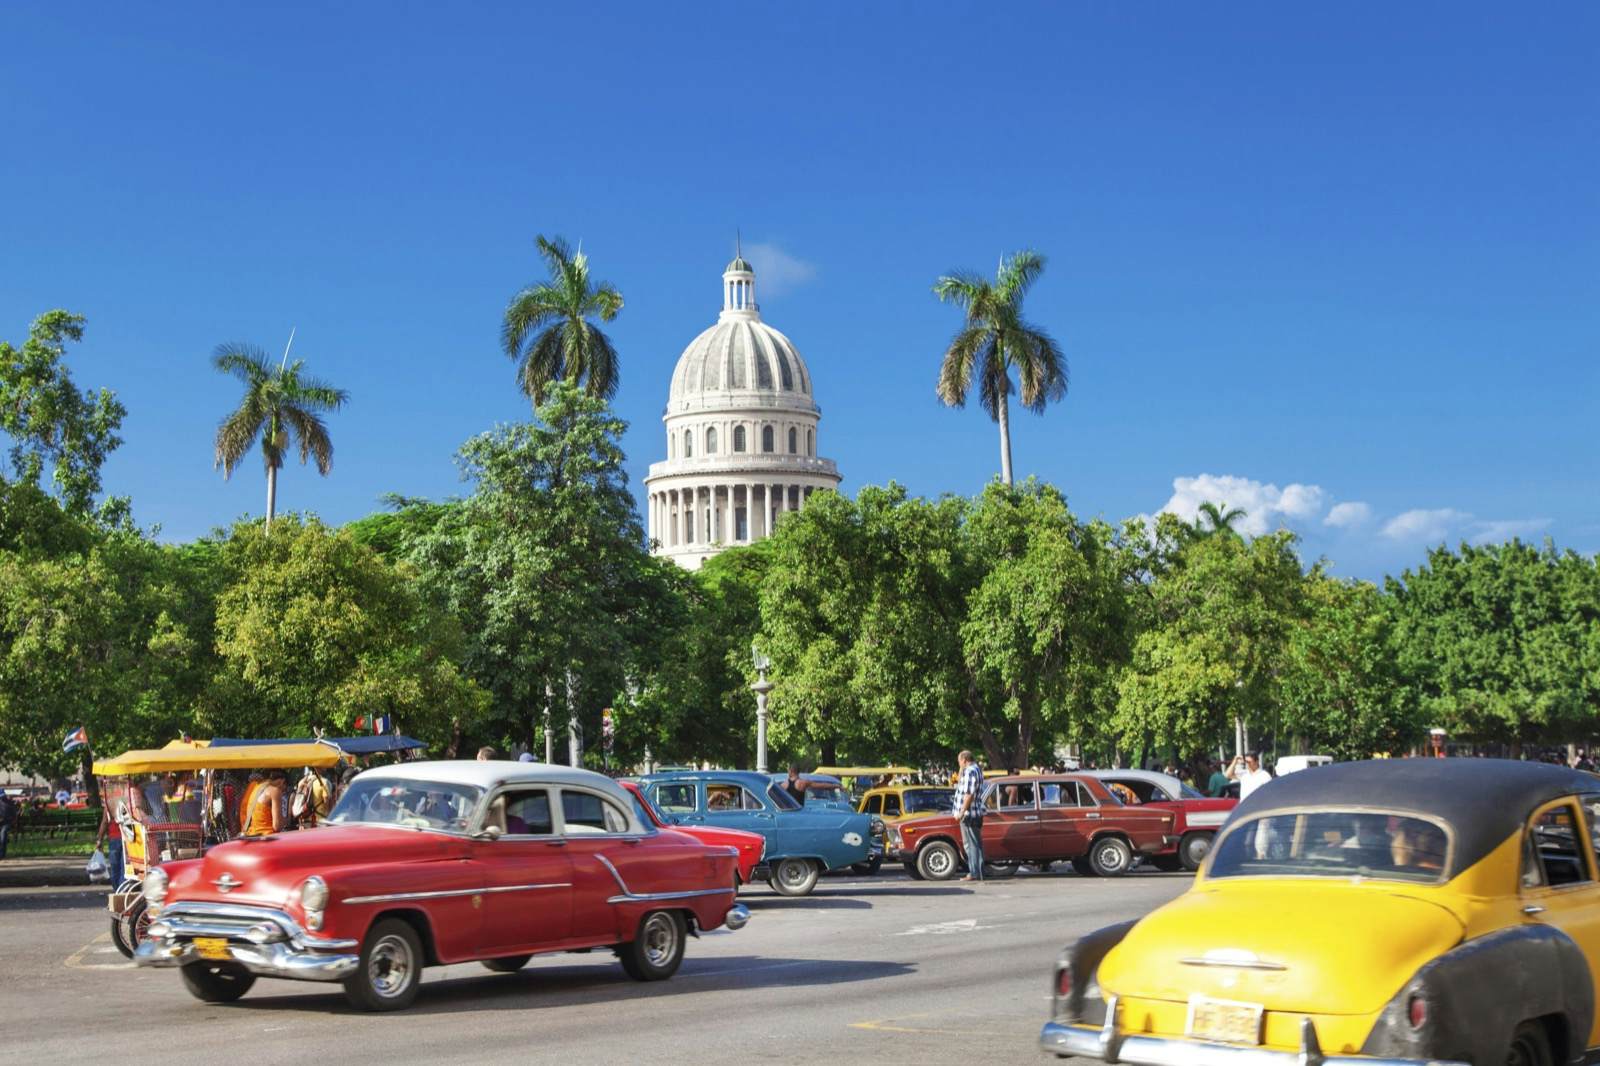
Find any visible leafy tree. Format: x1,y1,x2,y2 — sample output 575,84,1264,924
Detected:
0,310,126,516
1188,501,1247,541
212,343,348,531
933,251,1067,485
1387,541,1600,749
205,516,486,744
0,477,99,558
501,235,624,406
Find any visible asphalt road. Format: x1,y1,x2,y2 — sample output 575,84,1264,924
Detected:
0,865,1189,1065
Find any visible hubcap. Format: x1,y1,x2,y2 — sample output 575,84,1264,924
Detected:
927,848,952,876
1099,845,1125,871
642,913,678,967
780,861,809,887
368,934,414,998
1190,837,1211,860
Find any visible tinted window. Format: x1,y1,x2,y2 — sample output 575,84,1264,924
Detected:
1528,802,1591,888
561,790,629,834
1210,811,1448,884
866,795,883,815
502,789,553,835
655,783,697,813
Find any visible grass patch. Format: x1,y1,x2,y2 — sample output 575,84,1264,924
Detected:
7,833,97,858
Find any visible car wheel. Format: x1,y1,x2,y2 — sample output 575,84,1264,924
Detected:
1506,1021,1554,1066
109,915,133,959
118,898,150,957
1089,836,1133,877
916,840,960,881
180,961,257,1003
904,861,925,881
481,955,531,973
1150,854,1183,873
1071,857,1095,876
1179,832,1213,872
769,857,820,896
982,860,1020,878
618,910,685,981
850,855,883,876
342,918,424,1011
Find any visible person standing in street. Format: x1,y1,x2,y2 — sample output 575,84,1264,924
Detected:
1227,753,1274,801
953,750,987,883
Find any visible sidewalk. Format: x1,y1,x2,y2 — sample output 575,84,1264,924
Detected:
0,855,110,893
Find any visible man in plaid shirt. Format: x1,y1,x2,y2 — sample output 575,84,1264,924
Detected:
953,749,987,882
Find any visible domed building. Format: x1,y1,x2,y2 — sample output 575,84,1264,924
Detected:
644,253,841,568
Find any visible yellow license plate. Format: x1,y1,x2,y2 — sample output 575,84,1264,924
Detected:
1187,995,1263,1044
192,937,232,961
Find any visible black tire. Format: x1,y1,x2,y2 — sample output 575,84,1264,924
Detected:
850,855,883,876
109,915,133,959
904,861,925,881
916,840,961,881
982,859,1020,879
618,910,685,981
1150,854,1183,873
1506,1021,1554,1066
1034,861,1053,873
343,918,424,1012
1071,857,1095,876
180,961,256,1003
1179,832,1213,872
481,955,531,973
1088,836,1134,877
769,857,821,897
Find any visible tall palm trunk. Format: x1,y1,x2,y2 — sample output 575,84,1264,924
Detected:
265,463,278,532
996,390,1014,486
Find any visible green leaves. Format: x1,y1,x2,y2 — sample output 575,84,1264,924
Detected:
502,234,624,406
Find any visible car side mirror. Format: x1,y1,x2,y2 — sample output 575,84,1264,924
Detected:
472,825,503,841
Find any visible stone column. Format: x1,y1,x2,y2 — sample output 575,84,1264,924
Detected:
721,485,732,544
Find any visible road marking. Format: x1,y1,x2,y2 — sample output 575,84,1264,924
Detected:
64,932,134,971
895,918,986,936
851,1015,1014,1038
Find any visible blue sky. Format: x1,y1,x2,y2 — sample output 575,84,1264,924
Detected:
2,3,1595,580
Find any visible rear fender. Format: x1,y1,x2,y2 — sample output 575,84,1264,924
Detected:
1054,920,1137,1024
1360,924,1592,1063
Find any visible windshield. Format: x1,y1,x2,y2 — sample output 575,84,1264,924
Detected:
327,779,482,833
1209,811,1449,884
1180,783,1205,800
806,786,846,804
627,789,664,828
767,784,801,811
904,789,954,813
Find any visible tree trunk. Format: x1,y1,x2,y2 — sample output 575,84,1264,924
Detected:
997,389,1014,486
820,738,837,766
265,463,278,531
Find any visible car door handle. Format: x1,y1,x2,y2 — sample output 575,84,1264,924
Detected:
545,839,567,848
682,815,705,823
1023,816,1038,821
1084,813,1100,820
1523,905,1546,916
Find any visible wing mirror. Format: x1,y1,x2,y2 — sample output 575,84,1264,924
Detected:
472,825,504,841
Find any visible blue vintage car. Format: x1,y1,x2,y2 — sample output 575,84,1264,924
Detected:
639,770,875,896
768,772,855,812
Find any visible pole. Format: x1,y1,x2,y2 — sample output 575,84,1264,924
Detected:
750,644,774,774
543,682,554,764
566,669,581,767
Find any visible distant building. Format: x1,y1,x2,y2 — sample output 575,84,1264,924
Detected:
644,252,840,569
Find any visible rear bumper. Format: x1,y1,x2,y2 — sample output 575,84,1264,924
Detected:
133,901,358,983
1040,1010,1462,1066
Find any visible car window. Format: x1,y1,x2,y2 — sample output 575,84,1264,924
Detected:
499,788,553,836
328,778,482,832
741,788,766,810
1528,801,1592,888
865,794,883,815
1041,781,1087,808
881,794,901,816
1210,811,1448,884
903,789,952,813
992,782,1037,810
707,784,743,811
627,790,663,829
654,782,698,814
1110,779,1160,803
767,784,800,810
1578,795,1600,872
561,790,630,834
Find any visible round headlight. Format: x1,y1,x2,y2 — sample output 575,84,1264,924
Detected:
298,875,328,930
142,867,168,903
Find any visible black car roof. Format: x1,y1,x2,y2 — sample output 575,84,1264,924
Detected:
1235,758,1600,877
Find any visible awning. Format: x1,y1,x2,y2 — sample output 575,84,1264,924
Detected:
208,735,428,755
93,742,347,776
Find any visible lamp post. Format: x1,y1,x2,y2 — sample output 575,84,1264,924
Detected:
543,681,554,764
750,642,773,773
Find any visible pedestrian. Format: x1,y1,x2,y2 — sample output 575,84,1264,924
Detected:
242,770,287,836
94,802,124,884
952,749,987,883
476,746,497,762
1227,752,1274,802
0,789,17,860
1206,760,1231,798
782,765,810,804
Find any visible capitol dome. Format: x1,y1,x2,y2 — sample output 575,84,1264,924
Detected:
644,250,842,569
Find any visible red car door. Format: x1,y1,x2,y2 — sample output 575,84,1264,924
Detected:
1035,779,1096,858
557,787,653,942
981,780,1046,860
472,786,574,955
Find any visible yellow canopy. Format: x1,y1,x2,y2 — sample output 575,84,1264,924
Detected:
162,738,210,749
813,766,919,779
93,742,345,776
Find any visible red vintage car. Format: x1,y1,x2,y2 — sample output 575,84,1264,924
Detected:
1081,768,1237,871
133,762,749,1011
886,773,1175,879
619,780,768,887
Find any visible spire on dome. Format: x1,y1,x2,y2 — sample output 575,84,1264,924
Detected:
722,237,757,314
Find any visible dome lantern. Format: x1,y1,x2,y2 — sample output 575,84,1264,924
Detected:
723,235,757,315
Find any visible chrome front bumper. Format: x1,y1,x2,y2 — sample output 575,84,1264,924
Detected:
133,901,359,982
1040,997,1464,1066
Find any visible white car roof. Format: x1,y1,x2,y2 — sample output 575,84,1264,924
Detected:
1081,768,1185,799
355,760,630,799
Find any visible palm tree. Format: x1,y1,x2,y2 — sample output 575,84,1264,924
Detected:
212,342,348,531
501,235,624,406
934,250,1067,485
1192,501,1248,540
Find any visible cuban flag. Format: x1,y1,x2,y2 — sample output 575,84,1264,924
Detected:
62,726,88,754
372,715,392,735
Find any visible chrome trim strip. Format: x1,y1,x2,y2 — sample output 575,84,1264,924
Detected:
1179,957,1288,971
594,853,730,905
156,900,358,951
341,883,568,905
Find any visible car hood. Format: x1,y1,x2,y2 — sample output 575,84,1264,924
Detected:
1097,881,1466,1015
169,825,462,908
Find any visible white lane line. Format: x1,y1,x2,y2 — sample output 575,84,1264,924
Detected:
64,932,134,971
896,918,987,936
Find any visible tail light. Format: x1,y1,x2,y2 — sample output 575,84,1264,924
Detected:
1407,993,1427,1029
1056,965,1073,999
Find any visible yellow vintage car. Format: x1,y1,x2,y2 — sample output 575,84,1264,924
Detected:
856,782,955,823
1041,759,1600,1065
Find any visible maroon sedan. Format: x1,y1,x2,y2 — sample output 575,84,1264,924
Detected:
886,774,1175,879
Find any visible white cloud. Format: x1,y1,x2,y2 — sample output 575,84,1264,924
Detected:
743,241,817,298
1469,518,1550,545
1324,501,1373,529
1158,474,1327,537
1381,508,1469,542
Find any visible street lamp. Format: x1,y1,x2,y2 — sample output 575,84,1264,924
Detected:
750,642,774,773
543,681,554,764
